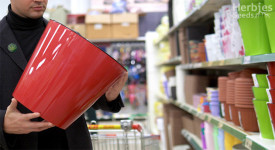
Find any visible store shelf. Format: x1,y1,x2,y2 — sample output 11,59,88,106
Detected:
155,34,169,45
246,135,275,150
169,0,231,34
154,0,231,44
170,101,272,150
90,37,146,43
179,54,275,70
157,56,182,67
181,129,203,150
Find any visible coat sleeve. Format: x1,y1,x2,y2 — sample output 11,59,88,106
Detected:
92,94,124,113
0,110,9,150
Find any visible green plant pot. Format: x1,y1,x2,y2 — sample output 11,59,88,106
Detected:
264,0,275,12
252,74,268,88
253,100,274,139
239,0,264,5
238,12,271,56
265,12,275,52
252,87,269,99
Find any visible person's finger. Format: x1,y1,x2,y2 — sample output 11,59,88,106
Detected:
23,112,41,120
114,72,128,87
8,98,18,111
28,121,54,131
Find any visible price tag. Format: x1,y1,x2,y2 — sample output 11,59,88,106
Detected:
243,56,251,64
218,122,224,128
200,114,206,120
219,60,225,66
245,138,252,150
207,116,211,122
208,61,213,66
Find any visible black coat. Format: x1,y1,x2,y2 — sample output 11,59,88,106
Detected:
0,17,124,150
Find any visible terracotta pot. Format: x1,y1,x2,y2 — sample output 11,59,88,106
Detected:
13,20,127,129
224,103,231,121
237,107,259,132
229,104,240,126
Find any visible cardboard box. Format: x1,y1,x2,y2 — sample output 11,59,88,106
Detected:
85,14,112,39
178,27,190,64
67,24,86,38
182,115,195,134
184,75,209,105
169,109,189,149
111,13,139,39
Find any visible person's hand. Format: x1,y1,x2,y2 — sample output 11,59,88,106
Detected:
105,72,128,102
3,98,54,134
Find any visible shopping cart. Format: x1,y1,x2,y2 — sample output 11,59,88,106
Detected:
88,120,160,150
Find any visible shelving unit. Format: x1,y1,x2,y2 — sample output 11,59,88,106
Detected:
169,101,275,150
148,0,275,149
156,54,275,69
181,129,203,150
156,56,182,67
155,0,231,45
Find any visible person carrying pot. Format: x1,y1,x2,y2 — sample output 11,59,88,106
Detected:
0,0,128,149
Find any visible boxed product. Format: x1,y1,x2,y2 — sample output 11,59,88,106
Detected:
184,75,209,105
67,24,86,38
85,14,112,39
111,13,139,39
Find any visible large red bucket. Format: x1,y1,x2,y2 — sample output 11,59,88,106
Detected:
13,20,127,129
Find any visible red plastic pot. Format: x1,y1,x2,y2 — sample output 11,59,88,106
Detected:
267,62,275,75
267,89,275,103
13,20,127,129
267,75,275,89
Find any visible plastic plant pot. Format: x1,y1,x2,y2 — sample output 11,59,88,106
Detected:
265,12,275,52
229,104,241,126
252,87,269,100
264,0,275,12
238,12,271,56
267,75,275,89
253,100,274,139
267,62,275,75
239,0,264,5
210,101,220,117
237,107,259,132
266,89,275,103
224,103,232,121
13,20,127,129
252,74,268,88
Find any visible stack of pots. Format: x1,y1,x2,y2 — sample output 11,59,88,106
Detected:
266,62,275,139
207,88,220,117
238,0,271,56
234,71,258,131
225,71,241,122
264,0,275,52
252,72,274,140
218,77,228,119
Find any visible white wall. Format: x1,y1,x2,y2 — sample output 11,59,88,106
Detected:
0,0,10,19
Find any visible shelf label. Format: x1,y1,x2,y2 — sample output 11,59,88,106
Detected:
243,56,251,64
219,60,225,66
200,114,206,120
218,122,224,128
207,116,211,122
245,138,252,150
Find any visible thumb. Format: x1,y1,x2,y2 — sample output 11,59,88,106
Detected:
8,98,18,111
